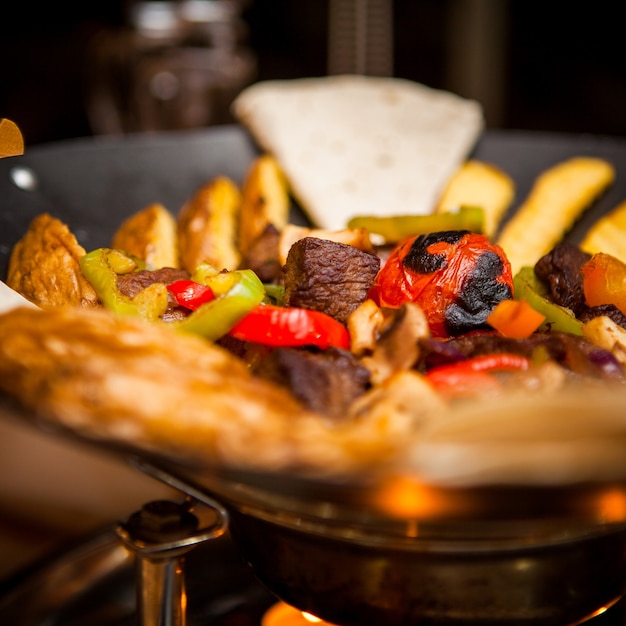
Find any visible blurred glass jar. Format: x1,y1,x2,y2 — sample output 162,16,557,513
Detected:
85,0,256,134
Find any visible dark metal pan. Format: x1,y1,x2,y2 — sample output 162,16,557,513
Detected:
3,126,626,624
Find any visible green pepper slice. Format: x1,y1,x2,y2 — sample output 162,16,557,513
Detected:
174,268,265,341
347,207,485,243
80,248,168,321
513,266,583,336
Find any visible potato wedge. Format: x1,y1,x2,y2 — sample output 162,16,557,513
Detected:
496,157,615,275
111,202,179,269
435,160,515,239
6,213,99,309
580,199,626,263
238,154,290,254
278,224,375,267
177,176,242,273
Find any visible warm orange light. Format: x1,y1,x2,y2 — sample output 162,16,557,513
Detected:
596,488,626,522
373,474,456,519
261,601,339,626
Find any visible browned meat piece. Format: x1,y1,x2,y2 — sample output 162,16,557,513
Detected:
252,347,371,418
239,224,283,284
116,267,189,298
580,304,626,329
283,237,381,324
117,267,190,321
534,244,591,316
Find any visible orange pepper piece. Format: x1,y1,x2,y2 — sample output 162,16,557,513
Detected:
581,253,626,316
486,298,546,338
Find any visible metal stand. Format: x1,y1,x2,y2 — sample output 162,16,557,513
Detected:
116,496,229,626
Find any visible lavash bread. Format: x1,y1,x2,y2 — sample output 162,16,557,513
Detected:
232,75,484,230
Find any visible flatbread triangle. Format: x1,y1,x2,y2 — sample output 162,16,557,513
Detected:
232,75,484,230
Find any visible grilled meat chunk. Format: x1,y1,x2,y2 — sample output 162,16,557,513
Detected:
580,304,626,328
535,244,626,329
252,347,371,418
117,267,190,321
534,243,590,316
116,267,189,298
283,237,381,324
239,223,283,284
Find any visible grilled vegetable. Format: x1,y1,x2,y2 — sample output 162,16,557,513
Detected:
346,207,484,244
425,353,531,398
111,203,179,269
167,279,215,310
80,248,169,321
238,155,290,254
177,176,242,273
513,266,583,335
581,199,626,263
174,268,265,340
497,157,615,274
372,230,513,338
581,252,626,316
486,298,546,339
229,303,350,349
435,160,515,239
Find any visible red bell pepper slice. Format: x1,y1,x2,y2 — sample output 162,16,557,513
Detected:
167,279,215,311
425,352,531,398
229,303,350,350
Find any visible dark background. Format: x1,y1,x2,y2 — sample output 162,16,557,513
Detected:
1,0,625,147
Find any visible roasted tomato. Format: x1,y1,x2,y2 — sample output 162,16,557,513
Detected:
372,230,514,337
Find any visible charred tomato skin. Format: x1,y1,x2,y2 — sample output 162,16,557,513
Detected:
373,230,514,337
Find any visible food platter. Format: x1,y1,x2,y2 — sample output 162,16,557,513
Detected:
3,125,626,625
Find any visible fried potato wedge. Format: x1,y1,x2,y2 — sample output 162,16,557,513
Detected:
496,157,615,274
177,176,242,273
238,154,290,254
435,160,515,239
278,224,375,267
111,202,179,269
580,199,626,263
6,213,98,309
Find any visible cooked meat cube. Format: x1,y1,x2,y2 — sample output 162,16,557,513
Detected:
252,347,371,418
117,267,190,321
239,223,283,284
534,244,591,316
117,267,189,298
283,237,381,324
580,304,626,329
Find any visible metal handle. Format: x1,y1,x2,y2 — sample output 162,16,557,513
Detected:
116,496,229,626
